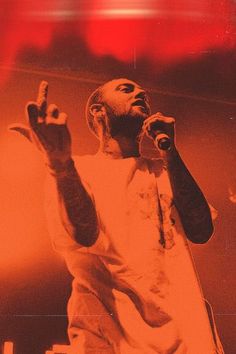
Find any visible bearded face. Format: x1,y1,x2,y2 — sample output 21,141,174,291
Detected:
100,79,151,138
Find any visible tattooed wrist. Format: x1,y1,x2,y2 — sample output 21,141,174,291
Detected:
46,158,77,179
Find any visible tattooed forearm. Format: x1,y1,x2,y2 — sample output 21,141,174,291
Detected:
49,158,99,247
166,150,213,243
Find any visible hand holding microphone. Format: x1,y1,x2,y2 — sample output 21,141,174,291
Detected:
154,133,171,151
142,112,175,152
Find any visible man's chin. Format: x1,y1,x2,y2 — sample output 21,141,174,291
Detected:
110,115,144,139
130,107,149,120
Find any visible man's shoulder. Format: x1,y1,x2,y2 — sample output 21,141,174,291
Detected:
73,154,95,163
72,154,103,182
73,154,101,169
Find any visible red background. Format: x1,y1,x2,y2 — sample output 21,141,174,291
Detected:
0,1,236,353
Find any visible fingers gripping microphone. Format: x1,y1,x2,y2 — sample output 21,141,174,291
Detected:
154,133,171,151
144,118,172,151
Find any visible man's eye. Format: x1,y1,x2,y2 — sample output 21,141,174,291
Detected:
119,86,132,93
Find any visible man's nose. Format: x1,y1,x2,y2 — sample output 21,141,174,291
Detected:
135,89,147,100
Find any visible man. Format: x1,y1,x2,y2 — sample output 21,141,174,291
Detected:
11,79,223,353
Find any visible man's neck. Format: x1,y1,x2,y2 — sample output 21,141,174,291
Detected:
99,135,140,159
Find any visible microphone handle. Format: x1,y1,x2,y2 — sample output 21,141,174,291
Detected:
154,133,171,151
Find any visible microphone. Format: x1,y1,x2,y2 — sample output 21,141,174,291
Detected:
143,117,172,151
154,133,171,151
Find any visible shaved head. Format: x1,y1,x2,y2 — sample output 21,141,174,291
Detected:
86,78,151,138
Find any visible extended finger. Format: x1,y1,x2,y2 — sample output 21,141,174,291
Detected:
148,113,175,124
37,81,48,118
156,116,175,124
144,115,175,130
25,101,39,128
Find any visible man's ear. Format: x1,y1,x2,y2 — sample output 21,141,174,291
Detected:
89,104,110,138
89,104,106,121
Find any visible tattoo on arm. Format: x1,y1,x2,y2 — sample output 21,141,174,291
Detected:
49,158,99,246
167,151,213,243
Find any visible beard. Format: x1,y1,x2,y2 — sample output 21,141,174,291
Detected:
104,103,149,140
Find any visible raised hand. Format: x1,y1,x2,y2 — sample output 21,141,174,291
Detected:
10,81,72,164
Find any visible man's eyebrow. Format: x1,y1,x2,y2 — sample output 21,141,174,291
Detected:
115,83,135,90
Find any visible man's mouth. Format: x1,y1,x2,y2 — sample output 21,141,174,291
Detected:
132,99,148,112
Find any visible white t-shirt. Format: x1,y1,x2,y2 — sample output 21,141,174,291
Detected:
45,153,221,354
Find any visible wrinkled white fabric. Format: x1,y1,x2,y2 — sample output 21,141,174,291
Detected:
45,154,223,354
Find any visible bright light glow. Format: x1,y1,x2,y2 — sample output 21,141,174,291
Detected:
3,342,14,354
90,8,157,18
25,9,157,20
25,9,218,20
0,0,234,83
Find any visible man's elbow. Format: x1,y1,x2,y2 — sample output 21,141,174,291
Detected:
186,221,214,244
73,224,99,247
